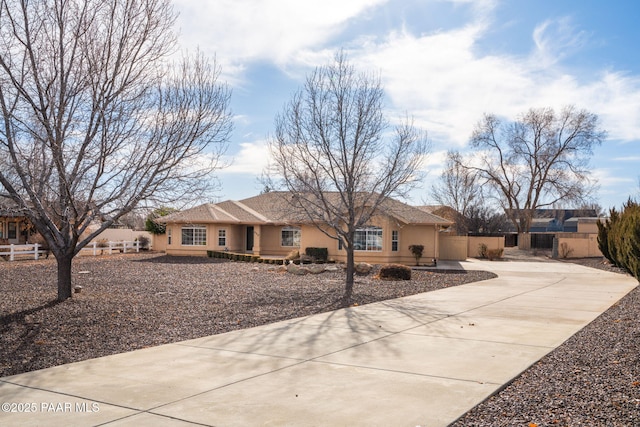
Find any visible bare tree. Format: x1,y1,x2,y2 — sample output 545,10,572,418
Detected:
430,151,482,234
268,52,429,301
0,0,232,300
464,106,605,233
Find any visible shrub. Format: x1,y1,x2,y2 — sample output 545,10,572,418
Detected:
379,264,411,280
486,248,503,260
478,243,488,258
408,245,424,266
559,242,574,259
598,207,621,267
305,247,328,263
597,199,640,279
136,235,150,250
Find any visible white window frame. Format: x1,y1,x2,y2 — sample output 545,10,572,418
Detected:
167,228,172,245
181,224,207,246
353,226,383,252
218,229,226,246
281,226,301,247
391,230,399,252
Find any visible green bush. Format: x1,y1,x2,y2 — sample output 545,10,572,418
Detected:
379,264,411,280
305,247,328,263
597,199,640,279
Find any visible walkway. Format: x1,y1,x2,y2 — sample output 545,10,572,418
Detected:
1,259,637,426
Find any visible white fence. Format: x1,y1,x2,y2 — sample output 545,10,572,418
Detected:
0,241,140,261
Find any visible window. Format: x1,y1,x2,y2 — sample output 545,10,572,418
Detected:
354,227,383,251
218,229,226,246
281,226,301,247
0,221,3,239
391,230,398,251
181,225,207,246
167,228,172,245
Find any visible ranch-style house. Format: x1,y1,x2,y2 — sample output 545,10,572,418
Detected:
157,192,452,265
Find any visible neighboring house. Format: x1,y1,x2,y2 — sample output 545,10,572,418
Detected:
157,192,452,265
529,217,564,233
562,217,601,233
506,208,598,232
0,195,29,244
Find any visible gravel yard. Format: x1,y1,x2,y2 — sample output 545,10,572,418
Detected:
0,253,494,378
2,253,638,426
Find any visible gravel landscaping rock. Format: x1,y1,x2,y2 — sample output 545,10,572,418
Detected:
0,253,495,378
3,253,638,426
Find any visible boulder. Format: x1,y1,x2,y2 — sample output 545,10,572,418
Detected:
355,262,373,275
307,264,326,274
287,263,309,275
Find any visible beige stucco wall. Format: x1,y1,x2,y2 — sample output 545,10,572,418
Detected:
468,236,504,258
439,235,467,260
94,229,152,244
439,235,505,260
577,221,599,234
163,223,241,256
161,217,443,265
301,217,440,265
556,233,602,258
258,225,297,256
153,233,167,252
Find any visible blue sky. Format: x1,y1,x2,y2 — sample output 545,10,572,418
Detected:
173,0,640,210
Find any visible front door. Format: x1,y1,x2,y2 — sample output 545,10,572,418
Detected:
246,226,254,252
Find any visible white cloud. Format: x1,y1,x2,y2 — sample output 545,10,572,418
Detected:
346,12,640,149
612,156,640,162
222,140,271,174
178,0,640,207
531,17,588,68
173,0,388,81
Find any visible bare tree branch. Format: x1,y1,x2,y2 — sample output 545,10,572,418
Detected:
0,0,232,300
464,106,605,233
267,51,429,300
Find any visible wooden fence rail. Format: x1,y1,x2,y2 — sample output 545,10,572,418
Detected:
0,241,140,261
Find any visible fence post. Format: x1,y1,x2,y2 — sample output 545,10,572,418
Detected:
123,241,127,253
34,243,39,260
10,244,15,261
92,241,97,256
135,240,140,253
108,241,113,255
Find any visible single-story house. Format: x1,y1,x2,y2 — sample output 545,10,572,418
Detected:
157,192,452,265
0,195,29,244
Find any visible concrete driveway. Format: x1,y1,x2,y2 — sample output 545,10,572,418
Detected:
1,258,637,426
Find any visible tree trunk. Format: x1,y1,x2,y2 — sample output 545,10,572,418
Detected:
344,247,355,303
56,253,74,301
